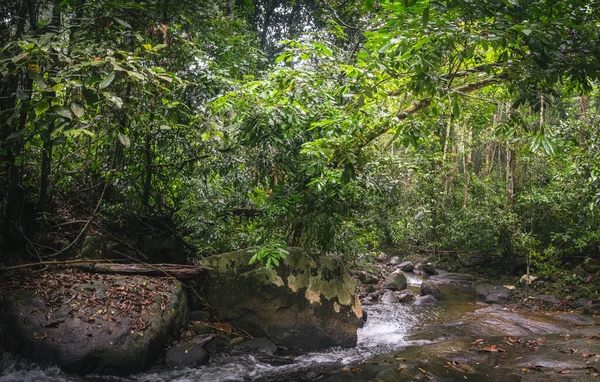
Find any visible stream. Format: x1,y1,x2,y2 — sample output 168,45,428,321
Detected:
5,273,593,382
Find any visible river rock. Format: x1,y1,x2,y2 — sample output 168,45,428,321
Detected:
420,263,438,275
396,261,414,272
234,337,278,355
420,281,443,300
376,253,391,263
199,248,363,351
414,295,438,305
381,291,399,304
388,256,401,265
384,270,407,291
165,341,209,368
475,284,513,304
357,271,379,285
0,271,188,375
571,266,588,278
397,290,416,303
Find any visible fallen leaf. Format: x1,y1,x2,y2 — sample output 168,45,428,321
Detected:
419,368,427,373
397,365,405,372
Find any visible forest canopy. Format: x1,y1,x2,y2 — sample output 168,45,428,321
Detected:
1,0,599,276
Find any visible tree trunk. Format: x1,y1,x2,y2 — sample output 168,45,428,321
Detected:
40,131,53,212
142,97,155,210
463,127,472,208
506,145,515,208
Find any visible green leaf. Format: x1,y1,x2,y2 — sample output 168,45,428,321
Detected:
364,0,374,11
71,102,85,118
113,17,132,29
99,72,115,89
35,100,50,116
55,106,73,120
142,43,152,52
117,132,130,147
201,131,210,141
423,7,430,29
28,71,49,90
103,92,123,109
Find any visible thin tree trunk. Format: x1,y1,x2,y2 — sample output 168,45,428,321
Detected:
506,145,515,208
581,95,588,122
40,131,53,212
142,97,155,210
463,127,472,208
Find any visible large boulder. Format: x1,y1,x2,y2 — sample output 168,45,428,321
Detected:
384,270,407,291
0,271,188,375
199,248,363,351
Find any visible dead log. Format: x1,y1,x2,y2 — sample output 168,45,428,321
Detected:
71,262,210,279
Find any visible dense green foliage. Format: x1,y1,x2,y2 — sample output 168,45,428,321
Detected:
1,0,599,277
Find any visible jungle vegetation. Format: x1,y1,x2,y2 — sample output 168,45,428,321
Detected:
1,0,599,278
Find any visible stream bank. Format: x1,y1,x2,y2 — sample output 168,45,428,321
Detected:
1,259,598,381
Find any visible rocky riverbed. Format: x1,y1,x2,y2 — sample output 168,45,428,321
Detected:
1,255,598,381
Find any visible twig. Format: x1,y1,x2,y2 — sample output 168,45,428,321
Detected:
200,323,254,340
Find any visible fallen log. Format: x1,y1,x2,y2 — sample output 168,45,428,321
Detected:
69,262,210,279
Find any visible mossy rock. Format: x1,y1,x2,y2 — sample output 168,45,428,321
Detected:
199,247,363,351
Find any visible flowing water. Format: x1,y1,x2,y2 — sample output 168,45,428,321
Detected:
0,274,478,382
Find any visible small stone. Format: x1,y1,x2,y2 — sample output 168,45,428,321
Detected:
230,336,245,346
376,253,391,263
192,322,213,335
358,271,379,285
388,256,401,265
381,291,399,304
397,290,416,303
420,263,438,275
396,261,414,272
533,294,558,304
